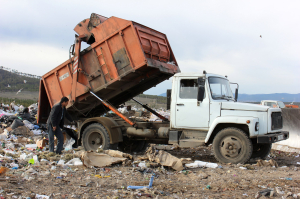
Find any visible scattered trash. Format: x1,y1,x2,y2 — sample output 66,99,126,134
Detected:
185,160,218,169
0,167,9,176
28,158,35,165
257,159,278,167
57,160,65,165
35,194,50,199
66,158,83,166
64,138,75,151
138,161,147,169
146,145,184,171
104,149,133,160
127,175,154,189
81,151,127,168
285,177,293,180
276,187,285,195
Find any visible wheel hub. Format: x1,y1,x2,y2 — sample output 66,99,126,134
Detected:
88,132,103,150
95,138,101,144
220,137,242,158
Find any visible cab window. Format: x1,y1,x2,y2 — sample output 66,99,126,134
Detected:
179,79,204,99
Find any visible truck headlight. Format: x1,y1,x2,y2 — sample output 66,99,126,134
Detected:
255,122,259,131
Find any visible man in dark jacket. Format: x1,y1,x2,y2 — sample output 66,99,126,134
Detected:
47,97,74,154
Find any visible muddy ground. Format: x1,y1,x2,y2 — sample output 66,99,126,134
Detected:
1,146,300,199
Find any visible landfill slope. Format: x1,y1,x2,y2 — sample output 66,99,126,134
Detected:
276,108,300,149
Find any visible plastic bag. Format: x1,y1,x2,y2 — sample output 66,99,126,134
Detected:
23,120,34,130
66,158,83,166
57,159,65,165
64,138,75,151
11,119,24,129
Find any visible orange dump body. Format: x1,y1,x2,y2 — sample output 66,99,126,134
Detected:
285,105,299,108
37,14,180,123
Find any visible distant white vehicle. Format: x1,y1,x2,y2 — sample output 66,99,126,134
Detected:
261,100,285,108
7,84,10,88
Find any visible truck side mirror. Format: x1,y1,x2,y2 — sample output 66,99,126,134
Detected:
235,88,238,102
197,77,205,102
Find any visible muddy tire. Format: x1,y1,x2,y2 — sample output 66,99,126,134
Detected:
212,127,252,164
251,143,272,159
82,123,117,151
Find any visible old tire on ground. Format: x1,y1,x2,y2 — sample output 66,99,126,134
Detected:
82,123,117,151
251,143,272,159
212,127,252,164
118,137,148,153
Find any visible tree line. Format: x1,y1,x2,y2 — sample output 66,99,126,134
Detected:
0,69,40,92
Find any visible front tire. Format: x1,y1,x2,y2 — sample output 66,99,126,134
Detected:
212,127,252,164
82,123,117,151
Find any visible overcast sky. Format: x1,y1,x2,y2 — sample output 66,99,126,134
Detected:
0,0,299,95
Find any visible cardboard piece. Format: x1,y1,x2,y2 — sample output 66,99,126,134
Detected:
81,151,127,168
36,139,48,148
104,150,133,160
146,145,184,171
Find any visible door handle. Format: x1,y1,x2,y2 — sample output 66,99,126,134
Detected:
176,103,184,106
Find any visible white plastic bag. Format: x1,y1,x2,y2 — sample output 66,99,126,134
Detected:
185,160,218,168
64,138,75,151
57,159,65,165
66,158,83,166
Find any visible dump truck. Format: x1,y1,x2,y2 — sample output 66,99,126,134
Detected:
37,13,289,164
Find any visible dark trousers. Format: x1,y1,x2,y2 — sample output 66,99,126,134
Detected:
48,124,64,154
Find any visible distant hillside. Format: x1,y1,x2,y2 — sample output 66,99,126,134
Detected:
159,93,167,97
238,93,300,102
0,69,40,92
158,92,300,102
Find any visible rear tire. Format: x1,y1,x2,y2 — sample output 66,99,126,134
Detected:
212,127,252,164
251,143,272,159
82,123,117,151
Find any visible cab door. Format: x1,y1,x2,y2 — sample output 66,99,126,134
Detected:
174,77,209,129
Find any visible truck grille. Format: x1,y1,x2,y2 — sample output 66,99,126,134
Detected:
271,112,283,130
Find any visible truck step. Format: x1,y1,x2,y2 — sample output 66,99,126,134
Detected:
179,139,205,148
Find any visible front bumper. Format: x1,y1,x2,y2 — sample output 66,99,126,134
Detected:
257,131,289,144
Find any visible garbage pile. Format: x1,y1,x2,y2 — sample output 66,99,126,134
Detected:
0,103,300,198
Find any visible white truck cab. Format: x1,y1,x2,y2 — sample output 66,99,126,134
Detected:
169,71,289,163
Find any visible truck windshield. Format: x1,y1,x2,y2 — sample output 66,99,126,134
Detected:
208,77,234,100
278,101,286,108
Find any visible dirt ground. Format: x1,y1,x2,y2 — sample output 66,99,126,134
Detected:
1,145,300,199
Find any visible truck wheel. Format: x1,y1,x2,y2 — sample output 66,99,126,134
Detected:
212,128,252,164
251,143,272,159
82,123,117,151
